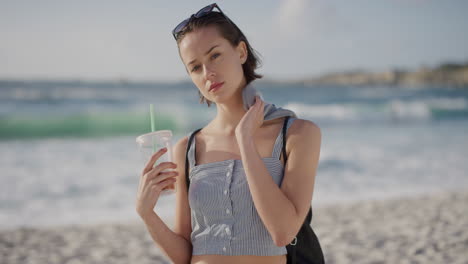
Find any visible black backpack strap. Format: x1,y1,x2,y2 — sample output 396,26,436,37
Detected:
185,128,202,190
284,117,322,264
281,116,298,264
282,116,291,164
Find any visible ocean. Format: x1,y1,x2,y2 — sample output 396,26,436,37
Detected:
1,80,467,230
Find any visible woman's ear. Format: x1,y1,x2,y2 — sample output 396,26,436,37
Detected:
237,41,248,64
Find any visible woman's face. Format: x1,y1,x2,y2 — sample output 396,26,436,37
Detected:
178,25,247,104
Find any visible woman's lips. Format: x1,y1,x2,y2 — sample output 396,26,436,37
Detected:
209,82,224,92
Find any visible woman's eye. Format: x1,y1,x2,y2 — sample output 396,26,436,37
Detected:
211,53,220,59
191,65,200,72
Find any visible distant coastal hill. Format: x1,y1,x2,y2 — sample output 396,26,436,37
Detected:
300,62,468,87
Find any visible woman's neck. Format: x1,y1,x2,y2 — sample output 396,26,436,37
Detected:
211,79,248,136
213,103,247,136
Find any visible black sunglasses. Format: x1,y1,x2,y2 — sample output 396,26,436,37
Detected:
172,3,227,40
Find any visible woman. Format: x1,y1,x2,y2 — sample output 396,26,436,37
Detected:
136,3,322,264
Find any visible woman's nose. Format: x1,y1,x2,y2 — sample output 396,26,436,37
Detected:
203,64,216,79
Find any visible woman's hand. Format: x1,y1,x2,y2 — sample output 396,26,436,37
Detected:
135,147,178,219
235,95,264,142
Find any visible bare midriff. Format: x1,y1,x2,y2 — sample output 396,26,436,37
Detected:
191,254,287,264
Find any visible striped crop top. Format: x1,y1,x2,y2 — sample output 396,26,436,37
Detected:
186,117,297,256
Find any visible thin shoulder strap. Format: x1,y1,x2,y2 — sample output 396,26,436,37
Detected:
185,128,202,189
282,116,291,163
272,116,296,160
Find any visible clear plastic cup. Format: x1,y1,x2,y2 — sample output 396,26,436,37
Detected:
136,130,176,195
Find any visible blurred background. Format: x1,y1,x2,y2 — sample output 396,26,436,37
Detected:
1,0,467,253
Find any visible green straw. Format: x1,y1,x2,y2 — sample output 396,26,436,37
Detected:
150,104,156,152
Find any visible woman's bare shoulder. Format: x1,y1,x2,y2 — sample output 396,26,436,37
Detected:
173,135,190,161
291,118,320,131
174,135,190,148
288,118,321,145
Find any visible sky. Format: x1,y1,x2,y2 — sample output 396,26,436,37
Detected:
1,0,468,82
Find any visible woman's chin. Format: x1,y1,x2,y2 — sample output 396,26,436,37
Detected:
208,95,232,105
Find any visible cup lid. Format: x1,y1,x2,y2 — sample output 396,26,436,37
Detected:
136,130,173,144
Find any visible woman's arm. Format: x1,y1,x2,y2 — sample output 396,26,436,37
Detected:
238,119,322,247
140,136,193,264
140,212,192,264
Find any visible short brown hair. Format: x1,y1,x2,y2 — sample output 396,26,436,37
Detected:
175,12,263,107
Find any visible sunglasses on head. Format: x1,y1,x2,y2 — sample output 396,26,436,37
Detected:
172,3,228,40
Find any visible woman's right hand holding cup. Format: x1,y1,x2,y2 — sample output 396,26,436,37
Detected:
136,147,178,219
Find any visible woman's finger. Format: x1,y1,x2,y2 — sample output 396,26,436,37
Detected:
160,178,177,191
257,97,264,108
147,170,178,185
142,147,168,175
257,99,264,112
149,161,177,175
251,96,259,108
255,96,261,104
149,178,177,193
152,177,176,187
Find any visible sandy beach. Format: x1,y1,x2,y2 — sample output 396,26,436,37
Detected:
314,190,468,264
2,189,467,264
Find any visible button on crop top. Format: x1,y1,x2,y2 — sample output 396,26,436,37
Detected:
186,117,297,256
